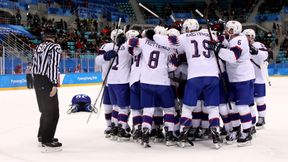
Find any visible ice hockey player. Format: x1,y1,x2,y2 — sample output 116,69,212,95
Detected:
96,28,128,140
215,21,255,146
126,29,143,142
243,28,268,130
153,19,223,149
128,25,176,148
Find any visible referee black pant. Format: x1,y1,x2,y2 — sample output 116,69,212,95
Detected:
34,75,59,143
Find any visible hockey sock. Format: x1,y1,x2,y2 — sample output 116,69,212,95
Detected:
255,97,266,117
132,109,142,129
249,106,257,126
142,107,155,131
191,100,202,128
111,105,119,126
163,107,176,131
180,104,194,132
237,105,252,130
103,104,113,127
207,106,220,127
118,107,130,129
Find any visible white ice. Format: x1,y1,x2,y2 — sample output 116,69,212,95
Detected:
0,77,288,162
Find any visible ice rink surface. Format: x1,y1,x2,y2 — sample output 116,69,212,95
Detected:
0,77,288,162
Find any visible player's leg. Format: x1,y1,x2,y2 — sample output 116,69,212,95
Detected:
108,84,119,140
114,83,131,141
159,85,176,146
178,78,202,147
140,83,157,147
130,81,142,142
203,77,222,149
233,80,254,146
103,86,113,138
254,83,267,129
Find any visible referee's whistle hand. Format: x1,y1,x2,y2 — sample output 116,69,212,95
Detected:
49,86,57,97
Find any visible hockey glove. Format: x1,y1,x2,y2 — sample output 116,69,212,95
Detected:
169,53,180,67
249,44,258,55
145,29,155,41
103,50,117,61
208,41,224,54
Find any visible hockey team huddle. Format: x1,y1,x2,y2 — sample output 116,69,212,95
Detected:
94,19,269,149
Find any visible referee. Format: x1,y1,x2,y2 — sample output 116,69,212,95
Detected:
32,33,62,152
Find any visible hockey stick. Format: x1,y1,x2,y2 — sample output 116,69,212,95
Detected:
195,9,233,110
87,18,122,123
139,3,165,24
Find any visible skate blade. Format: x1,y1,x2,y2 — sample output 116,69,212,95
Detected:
237,141,252,147
226,140,236,145
41,147,62,153
110,136,118,141
166,141,176,146
133,139,142,143
117,137,130,142
256,125,265,130
176,142,186,148
153,138,164,143
214,143,222,149
143,143,151,148
105,134,111,138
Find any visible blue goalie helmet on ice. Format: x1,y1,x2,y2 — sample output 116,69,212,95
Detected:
67,94,96,114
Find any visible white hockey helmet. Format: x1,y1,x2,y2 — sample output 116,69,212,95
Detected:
242,28,256,40
225,20,242,35
141,29,147,38
110,29,124,42
154,25,168,35
167,28,180,36
182,19,199,33
125,30,140,39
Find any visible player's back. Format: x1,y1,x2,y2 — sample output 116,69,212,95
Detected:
97,42,114,80
130,54,142,86
139,38,171,85
226,34,255,82
179,29,218,79
108,42,131,84
251,41,268,84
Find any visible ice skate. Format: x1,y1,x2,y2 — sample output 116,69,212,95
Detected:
142,127,151,148
256,117,265,130
177,127,193,148
104,126,112,138
237,128,252,147
165,128,175,146
110,123,118,141
154,126,164,143
41,141,62,153
132,125,142,143
251,126,257,137
210,127,223,149
117,124,131,142
226,126,240,145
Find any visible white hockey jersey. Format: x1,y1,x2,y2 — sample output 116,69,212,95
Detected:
153,29,219,80
129,38,171,85
218,34,255,82
95,43,113,80
250,41,268,84
98,42,132,84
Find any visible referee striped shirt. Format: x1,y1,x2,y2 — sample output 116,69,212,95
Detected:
32,41,62,86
